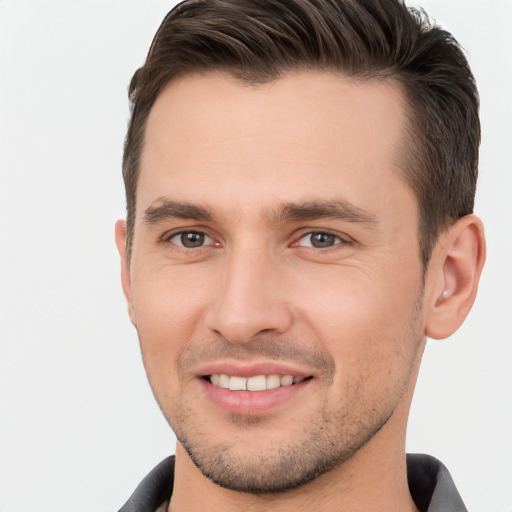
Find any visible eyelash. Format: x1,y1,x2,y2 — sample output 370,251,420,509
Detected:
163,229,349,252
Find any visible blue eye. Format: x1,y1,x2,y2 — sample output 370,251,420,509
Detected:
297,232,342,249
170,231,213,248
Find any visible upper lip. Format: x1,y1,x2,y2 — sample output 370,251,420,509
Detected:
195,361,314,379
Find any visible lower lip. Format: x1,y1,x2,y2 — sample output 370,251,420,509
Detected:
201,378,311,416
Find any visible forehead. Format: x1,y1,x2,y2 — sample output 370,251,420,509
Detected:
138,71,412,223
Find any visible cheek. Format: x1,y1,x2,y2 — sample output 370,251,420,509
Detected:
294,264,423,384
130,266,212,396
133,263,211,336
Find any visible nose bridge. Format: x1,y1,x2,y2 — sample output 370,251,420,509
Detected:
205,240,293,343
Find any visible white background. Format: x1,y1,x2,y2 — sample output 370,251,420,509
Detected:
0,1,510,511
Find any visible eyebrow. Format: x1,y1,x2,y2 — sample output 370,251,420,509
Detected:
269,199,378,226
143,198,216,224
143,197,378,227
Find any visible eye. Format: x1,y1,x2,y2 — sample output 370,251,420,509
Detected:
296,232,344,249
169,231,215,248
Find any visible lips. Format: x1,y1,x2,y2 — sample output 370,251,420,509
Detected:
198,363,314,415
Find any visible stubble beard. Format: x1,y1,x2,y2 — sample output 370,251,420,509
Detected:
172,399,395,494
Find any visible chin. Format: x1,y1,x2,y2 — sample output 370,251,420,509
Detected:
173,407,391,494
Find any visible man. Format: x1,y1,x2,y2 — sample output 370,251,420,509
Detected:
114,0,485,510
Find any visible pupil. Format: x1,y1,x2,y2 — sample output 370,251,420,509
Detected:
182,232,204,248
311,233,335,248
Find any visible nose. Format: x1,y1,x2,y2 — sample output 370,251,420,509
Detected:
204,246,294,343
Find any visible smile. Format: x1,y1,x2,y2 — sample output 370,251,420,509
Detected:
208,374,309,391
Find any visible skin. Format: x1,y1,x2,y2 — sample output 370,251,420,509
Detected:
116,72,485,512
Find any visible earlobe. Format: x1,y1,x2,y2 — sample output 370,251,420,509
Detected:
115,219,136,326
425,214,486,340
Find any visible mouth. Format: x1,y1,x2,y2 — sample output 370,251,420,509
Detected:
206,373,312,391
197,363,316,415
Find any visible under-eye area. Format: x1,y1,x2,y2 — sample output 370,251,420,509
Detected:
205,374,313,391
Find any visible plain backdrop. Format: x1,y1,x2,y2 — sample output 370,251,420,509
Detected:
0,1,511,511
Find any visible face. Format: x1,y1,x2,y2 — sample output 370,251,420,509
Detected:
119,72,427,492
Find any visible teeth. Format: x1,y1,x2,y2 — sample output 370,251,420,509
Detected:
209,374,307,391
247,375,266,391
267,374,281,389
280,375,293,386
228,376,247,391
218,374,230,388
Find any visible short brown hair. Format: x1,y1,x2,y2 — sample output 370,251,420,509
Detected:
122,0,480,268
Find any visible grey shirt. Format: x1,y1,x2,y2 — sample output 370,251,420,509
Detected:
118,453,467,512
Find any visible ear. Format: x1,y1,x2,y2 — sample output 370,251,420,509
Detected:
115,219,136,326
425,214,486,340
